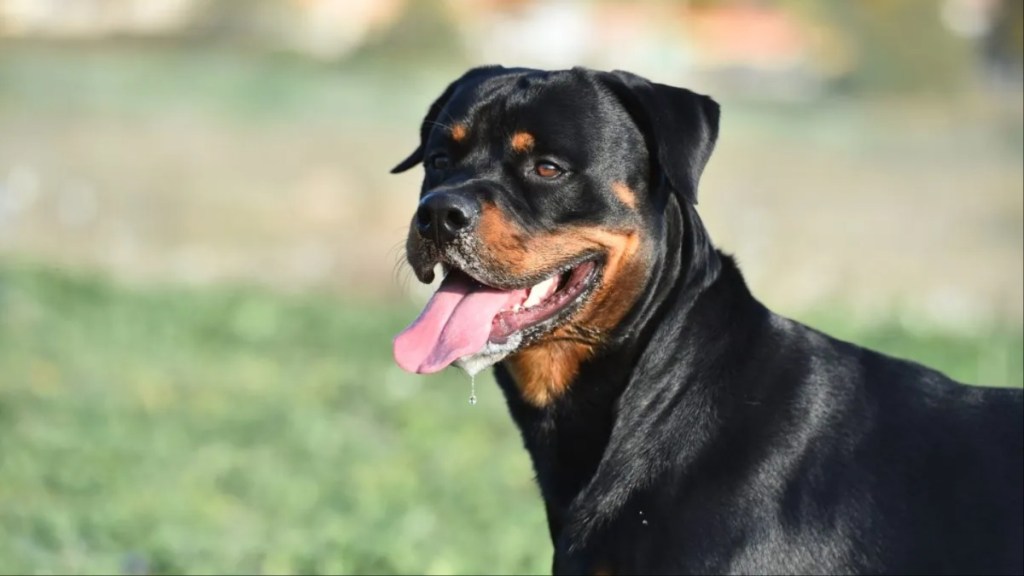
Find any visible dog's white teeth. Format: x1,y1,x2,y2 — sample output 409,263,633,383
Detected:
524,276,558,308
523,291,543,309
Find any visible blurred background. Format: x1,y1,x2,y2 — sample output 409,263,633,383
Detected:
0,0,1020,573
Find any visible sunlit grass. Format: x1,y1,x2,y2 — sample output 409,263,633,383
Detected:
0,262,549,575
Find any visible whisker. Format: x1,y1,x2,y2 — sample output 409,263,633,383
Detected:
388,240,413,291
438,108,460,127
545,334,604,347
424,119,454,133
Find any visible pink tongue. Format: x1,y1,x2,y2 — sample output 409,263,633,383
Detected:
393,272,524,374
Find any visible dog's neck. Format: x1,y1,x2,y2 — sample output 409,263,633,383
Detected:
493,197,769,543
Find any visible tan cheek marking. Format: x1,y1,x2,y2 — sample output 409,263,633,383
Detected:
503,224,642,408
510,131,535,153
451,123,468,142
512,227,644,407
575,228,644,332
478,209,644,320
477,205,647,407
612,181,637,210
476,204,535,273
477,204,583,277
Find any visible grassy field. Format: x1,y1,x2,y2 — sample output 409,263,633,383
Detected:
0,261,1020,575
0,262,549,575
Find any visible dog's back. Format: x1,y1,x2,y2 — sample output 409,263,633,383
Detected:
713,313,1024,574
550,262,1023,575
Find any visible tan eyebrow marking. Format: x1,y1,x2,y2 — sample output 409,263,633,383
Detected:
451,123,468,142
511,131,535,153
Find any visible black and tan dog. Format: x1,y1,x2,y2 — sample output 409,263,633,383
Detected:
391,66,1023,575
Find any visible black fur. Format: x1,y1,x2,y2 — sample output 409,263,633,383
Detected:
394,66,1024,575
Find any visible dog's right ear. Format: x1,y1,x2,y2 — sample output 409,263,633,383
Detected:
595,70,720,205
390,65,508,174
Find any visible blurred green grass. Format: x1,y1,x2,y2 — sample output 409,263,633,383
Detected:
0,262,1020,575
0,262,549,575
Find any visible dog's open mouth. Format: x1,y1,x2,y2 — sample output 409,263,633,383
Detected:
393,258,600,374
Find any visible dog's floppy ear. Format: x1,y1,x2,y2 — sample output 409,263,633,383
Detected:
391,65,508,174
596,70,719,204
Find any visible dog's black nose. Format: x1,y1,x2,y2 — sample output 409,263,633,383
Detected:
415,192,480,245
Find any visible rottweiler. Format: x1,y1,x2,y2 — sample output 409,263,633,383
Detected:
390,66,1024,575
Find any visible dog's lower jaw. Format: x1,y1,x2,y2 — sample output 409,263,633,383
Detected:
453,333,523,376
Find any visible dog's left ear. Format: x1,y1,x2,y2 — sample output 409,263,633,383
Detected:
391,65,508,174
596,70,720,204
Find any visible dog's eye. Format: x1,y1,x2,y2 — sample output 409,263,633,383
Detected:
533,161,563,179
429,154,451,170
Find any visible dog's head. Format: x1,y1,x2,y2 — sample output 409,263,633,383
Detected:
392,66,719,386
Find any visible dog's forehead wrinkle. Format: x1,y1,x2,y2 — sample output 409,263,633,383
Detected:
481,72,599,124
445,69,549,125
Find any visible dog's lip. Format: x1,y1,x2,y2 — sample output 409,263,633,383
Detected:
484,256,603,343
487,259,598,340
441,252,603,292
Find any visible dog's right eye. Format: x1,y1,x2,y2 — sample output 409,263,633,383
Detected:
429,154,451,170
533,161,564,179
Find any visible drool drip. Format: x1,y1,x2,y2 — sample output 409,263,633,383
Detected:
468,373,477,406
